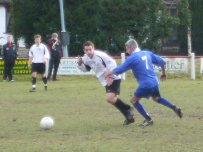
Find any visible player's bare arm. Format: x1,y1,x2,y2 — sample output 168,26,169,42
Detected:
44,58,48,64
160,65,166,81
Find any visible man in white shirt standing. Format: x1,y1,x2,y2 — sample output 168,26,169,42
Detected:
77,41,134,125
28,34,50,92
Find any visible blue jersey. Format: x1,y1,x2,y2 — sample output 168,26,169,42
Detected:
113,50,165,88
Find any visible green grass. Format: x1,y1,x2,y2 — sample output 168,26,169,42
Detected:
0,76,203,152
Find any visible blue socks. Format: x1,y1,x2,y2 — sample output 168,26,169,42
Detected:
134,98,174,120
134,102,151,120
157,97,174,108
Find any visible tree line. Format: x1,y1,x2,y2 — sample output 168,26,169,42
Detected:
11,0,203,55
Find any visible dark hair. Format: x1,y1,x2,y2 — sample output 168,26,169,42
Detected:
83,41,95,48
34,34,41,39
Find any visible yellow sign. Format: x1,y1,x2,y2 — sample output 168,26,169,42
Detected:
0,59,31,75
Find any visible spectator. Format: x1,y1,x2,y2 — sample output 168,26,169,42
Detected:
2,36,17,82
47,33,63,81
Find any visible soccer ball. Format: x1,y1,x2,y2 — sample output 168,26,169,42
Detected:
40,116,54,130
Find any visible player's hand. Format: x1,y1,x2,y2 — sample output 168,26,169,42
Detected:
104,71,114,86
77,57,83,66
104,70,114,78
44,59,48,64
106,77,114,86
160,74,166,81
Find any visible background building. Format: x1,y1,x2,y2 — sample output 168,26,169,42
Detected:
161,0,179,54
0,0,11,45
0,0,10,33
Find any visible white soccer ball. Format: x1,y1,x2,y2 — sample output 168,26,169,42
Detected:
40,116,54,130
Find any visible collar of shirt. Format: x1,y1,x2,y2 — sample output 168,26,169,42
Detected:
131,48,141,54
135,48,141,52
7,42,13,47
36,43,41,47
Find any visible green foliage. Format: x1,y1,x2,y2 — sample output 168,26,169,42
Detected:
12,0,179,55
65,0,106,55
12,0,61,46
102,0,178,53
176,0,203,55
176,0,191,55
189,0,203,54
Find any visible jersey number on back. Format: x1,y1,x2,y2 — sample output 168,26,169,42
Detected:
141,56,149,69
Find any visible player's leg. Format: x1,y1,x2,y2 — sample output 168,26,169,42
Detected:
105,79,134,125
42,73,48,91
30,72,37,92
30,63,37,92
106,93,134,125
131,87,153,127
40,63,48,91
152,86,183,118
131,96,153,127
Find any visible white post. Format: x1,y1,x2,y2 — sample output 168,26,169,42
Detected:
0,6,6,34
187,27,192,55
121,53,126,80
200,58,203,74
191,52,195,80
59,0,68,57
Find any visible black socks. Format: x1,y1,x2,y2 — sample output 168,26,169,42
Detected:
114,98,132,119
42,77,47,85
115,98,131,111
32,77,36,85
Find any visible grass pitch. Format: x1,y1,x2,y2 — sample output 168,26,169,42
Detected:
0,76,202,152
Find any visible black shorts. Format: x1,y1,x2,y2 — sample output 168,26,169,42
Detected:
105,79,121,95
32,63,45,74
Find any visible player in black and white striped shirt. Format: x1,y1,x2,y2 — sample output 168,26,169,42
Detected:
28,34,50,92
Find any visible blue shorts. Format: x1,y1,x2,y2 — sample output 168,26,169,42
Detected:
135,85,161,99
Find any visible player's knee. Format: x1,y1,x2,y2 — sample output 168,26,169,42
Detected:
152,96,159,102
106,94,116,104
106,97,114,104
32,72,37,77
42,73,46,77
130,96,139,104
130,98,135,104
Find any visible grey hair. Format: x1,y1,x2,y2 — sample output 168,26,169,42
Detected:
52,33,58,38
125,39,139,49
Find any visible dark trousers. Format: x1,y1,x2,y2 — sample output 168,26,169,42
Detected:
3,60,15,81
47,57,60,80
